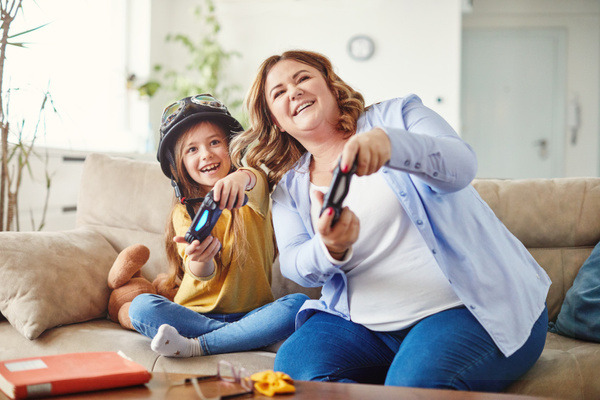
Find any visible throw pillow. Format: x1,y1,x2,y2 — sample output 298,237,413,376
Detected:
550,241,600,342
0,228,118,340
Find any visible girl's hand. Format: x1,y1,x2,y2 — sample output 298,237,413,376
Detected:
212,169,255,210
173,235,220,277
313,191,359,260
340,128,391,176
173,235,220,262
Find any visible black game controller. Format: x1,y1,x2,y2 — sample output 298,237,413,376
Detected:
319,159,358,226
185,191,248,243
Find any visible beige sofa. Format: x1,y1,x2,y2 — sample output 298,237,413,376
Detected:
1,153,599,399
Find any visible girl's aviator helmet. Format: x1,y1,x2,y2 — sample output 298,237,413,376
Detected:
157,94,244,179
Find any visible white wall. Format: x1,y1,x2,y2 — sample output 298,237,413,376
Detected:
148,0,463,136
18,0,600,231
463,0,600,177
148,0,600,177
217,0,462,128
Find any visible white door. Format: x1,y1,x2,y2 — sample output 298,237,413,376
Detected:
461,28,566,179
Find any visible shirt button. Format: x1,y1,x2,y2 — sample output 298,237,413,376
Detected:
432,249,437,254
416,220,423,225
433,171,439,177
469,305,476,310
404,160,410,166
400,191,406,197
415,162,421,169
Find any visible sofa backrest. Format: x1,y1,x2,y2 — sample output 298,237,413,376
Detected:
76,153,172,280
472,178,600,321
77,154,600,321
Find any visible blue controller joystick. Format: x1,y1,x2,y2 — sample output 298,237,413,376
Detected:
319,159,357,226
185,190,248,243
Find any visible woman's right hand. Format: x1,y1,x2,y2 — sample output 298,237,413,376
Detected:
340,127,391,176
313,191,359,260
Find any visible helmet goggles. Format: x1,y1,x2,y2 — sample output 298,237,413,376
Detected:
157,93,243,179
160,94,227,133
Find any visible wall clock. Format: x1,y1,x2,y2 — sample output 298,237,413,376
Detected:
348,35,375,61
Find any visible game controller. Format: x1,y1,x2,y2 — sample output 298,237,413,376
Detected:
185,190,248,243
319,159,358,226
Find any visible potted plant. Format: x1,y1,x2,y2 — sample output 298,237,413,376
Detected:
129,0,244,123
1,0,53,231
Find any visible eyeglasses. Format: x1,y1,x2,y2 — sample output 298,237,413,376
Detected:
160,93,227,128
166,360,253,400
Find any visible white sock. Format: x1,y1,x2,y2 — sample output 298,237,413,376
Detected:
151,324,202,358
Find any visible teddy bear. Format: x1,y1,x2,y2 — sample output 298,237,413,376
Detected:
107,243,177,330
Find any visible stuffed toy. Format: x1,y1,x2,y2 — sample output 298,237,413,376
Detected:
107,244,177,330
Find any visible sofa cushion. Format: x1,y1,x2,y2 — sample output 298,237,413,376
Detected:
0,228,118,339
0,319,159,370
550,241,600,342
504,335,585,399
504,332,600,399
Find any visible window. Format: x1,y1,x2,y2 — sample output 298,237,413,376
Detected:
4,0,151,153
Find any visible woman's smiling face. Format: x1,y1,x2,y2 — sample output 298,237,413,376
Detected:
265,59,340,142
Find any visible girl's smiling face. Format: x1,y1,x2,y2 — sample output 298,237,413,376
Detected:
181,121,231,192
265,59,340,142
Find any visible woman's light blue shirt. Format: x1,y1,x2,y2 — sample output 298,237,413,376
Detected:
271,94,551,357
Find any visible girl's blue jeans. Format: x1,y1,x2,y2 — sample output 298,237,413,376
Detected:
274,305,548,392
129,293,308,355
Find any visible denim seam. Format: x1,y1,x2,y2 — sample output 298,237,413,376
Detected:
199,335,209,356
129,316,160,337
314,318,394,381
448,346,497,389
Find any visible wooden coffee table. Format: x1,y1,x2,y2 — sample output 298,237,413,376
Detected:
0,373,555,399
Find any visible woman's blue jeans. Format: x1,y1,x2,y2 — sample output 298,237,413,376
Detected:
274,305,548,392
129,293,308,355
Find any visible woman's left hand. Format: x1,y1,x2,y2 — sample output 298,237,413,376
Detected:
340,128,391,176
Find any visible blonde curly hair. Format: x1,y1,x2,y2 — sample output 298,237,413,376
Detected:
230,50,365,191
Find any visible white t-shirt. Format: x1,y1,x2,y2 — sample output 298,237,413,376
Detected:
310,172,462,331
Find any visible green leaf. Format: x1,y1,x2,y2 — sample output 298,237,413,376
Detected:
8,23,51,39
138,81,161,97
140,0,243,113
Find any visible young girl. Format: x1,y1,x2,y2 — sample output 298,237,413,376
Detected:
129,94,308,357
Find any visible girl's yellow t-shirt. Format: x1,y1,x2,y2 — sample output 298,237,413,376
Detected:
172,167,275,314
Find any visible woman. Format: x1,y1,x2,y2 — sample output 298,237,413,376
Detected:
230,50,550,391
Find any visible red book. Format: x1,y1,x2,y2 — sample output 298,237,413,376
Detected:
0,352,152,399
